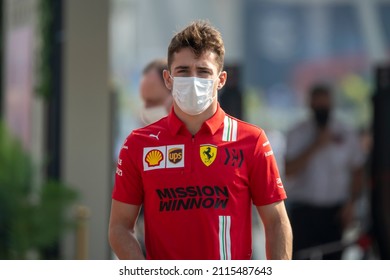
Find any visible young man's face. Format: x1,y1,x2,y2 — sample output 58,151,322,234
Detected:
163,47,227,94
171,48,220,78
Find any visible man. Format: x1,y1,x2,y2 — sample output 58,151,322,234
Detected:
139,58,172,125
285,84,365,259
136,59,172,254
109,20,292,260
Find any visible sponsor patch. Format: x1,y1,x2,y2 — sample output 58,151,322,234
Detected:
166,145,184,168
143,146,166,171
224,148,244,168
156,185,229,212
145,149,164,167
143,145,184,171
200,144,217,167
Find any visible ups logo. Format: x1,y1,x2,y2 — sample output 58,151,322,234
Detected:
168,148,183,164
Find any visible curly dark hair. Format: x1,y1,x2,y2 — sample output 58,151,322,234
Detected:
167,20,225,72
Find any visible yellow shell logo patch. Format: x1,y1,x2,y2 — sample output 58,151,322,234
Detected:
200,144,217,167
145,149,164,167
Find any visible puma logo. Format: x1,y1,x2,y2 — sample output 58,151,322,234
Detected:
149,131,161,140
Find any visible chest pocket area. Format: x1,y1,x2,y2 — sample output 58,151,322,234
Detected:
328,141,351,170
142,168,187,190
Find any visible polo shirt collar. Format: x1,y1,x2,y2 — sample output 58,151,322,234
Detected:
167,103,226,136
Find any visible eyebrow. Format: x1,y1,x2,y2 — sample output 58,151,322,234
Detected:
173,65,213,72
197,66,212,72
173,66,190,71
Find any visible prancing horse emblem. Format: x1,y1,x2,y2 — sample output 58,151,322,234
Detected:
200,144,217,167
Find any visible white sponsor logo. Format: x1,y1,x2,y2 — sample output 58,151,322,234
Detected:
166,145,185,168
276,177,284,188
143,146,166,171
143,145,185,171
149,131,161,140
265,150,274,157
262,141,270,147
121,139,128,149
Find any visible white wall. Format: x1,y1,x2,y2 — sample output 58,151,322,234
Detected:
62,0,111,259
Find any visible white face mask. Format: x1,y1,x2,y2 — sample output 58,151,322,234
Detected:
140,105,168,125
171,75,219,115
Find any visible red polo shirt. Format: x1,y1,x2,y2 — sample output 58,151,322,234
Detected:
112,105,286,260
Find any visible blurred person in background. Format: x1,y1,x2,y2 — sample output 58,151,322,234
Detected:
139,58,172,126
284,83,366,259
134,58,173,256
109,20,292,260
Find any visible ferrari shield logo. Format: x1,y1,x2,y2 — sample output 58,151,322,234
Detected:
200,144,217,167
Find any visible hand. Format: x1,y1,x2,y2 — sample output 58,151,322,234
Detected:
314,128,332,148
340,201,355,230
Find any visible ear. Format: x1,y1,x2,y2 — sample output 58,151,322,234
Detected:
217,71,227,90
163,69,173,91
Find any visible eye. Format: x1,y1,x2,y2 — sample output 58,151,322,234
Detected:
197,70,212,78
175,69,189,76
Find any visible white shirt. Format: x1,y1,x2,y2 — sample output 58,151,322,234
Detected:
284,117,365,206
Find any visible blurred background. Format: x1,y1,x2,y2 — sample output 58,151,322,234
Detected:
0,0,389,260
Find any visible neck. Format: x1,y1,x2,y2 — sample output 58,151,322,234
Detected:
174,102,218,135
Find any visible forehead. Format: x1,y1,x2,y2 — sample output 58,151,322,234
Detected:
171,48,219,71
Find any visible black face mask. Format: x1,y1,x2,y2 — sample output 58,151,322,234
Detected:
313,108,330,128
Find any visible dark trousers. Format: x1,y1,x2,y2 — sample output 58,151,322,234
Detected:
289,202,344,260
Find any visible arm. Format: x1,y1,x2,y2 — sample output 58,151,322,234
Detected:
256,201,292,260
349,166,365,204
108,199,145,260
340,166,365,228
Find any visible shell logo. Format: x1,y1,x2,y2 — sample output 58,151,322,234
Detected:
145,149,164,167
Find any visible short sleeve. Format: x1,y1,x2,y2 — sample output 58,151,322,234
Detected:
112,134,144,205
249,130,287,206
